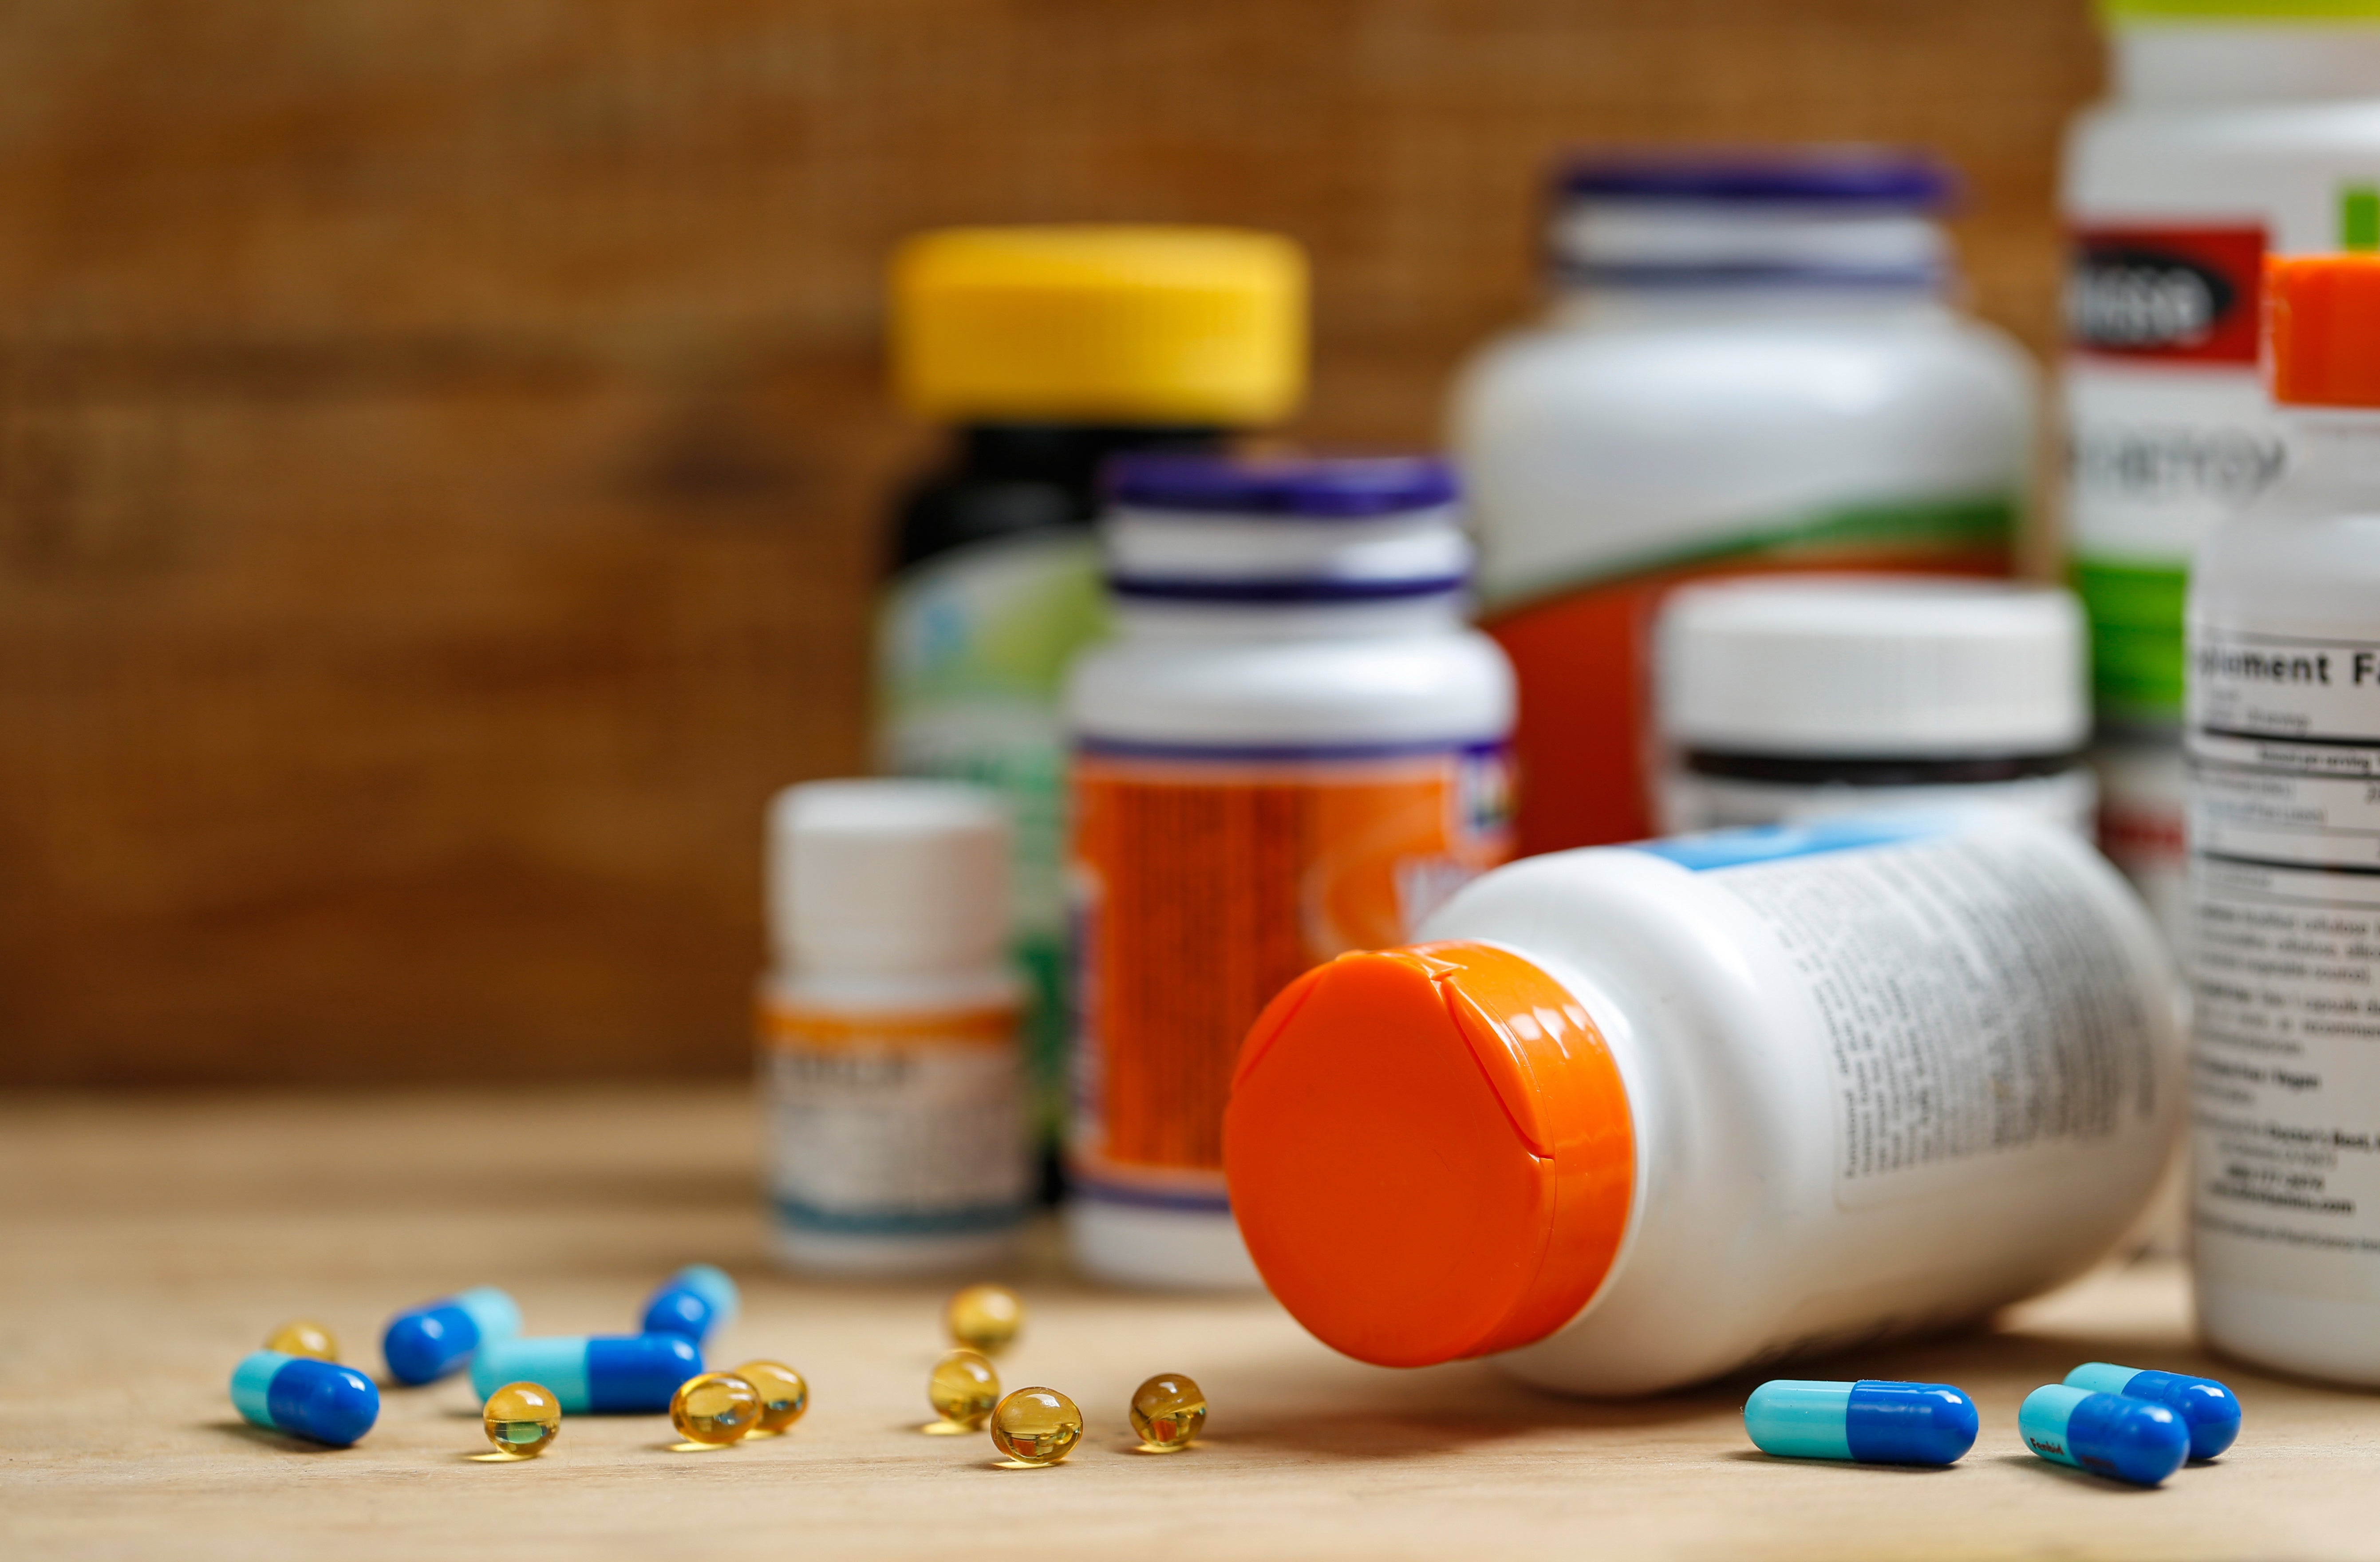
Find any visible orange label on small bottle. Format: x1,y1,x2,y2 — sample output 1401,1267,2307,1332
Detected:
1068,738,1512,1208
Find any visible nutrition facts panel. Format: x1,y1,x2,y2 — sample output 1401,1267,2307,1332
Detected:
2188,625,2380,1267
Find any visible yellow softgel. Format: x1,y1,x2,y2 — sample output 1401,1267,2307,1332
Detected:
991,1387,1083,1466
943,1283,1023,1355
928,1349,1001,1430
1129,1373,1205,1451
670,1371,763,1447
263,1319,337,1362
734,1360,809,1435
482,1381,561,1458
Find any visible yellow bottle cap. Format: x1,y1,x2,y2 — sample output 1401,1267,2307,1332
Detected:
890,226,1306,425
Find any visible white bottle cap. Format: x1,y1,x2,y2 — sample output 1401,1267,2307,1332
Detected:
1655,575,2088,757
766,780,1011,977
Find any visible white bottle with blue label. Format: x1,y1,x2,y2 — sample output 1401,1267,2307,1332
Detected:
1222,812,2181,1395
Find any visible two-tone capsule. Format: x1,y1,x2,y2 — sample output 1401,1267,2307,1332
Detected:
231,1349,380,1447
2019,1384,2189,1487
382,1285,521,1386
470,1333,701,1413
2063,1362,2240,1461
1744,1380,1978,1466
640,1264,738,1342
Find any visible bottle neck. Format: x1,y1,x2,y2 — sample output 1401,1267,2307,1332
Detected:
1547,201,1953,308
1548,285,1954,327
2278,406,2380,495
1111,594,1469,643
2111,24,2380,106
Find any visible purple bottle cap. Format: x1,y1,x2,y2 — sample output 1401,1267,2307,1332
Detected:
1557,147,1955,208
1108,452,1457,519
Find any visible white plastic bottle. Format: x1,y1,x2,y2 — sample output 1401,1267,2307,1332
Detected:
1223,813,2181,1395
2188,254,2380,1384
1654,576,2095,835
760,780,1030,1274
1452,148,2035,859
2064,2,2380,935
1066,454,1515,1289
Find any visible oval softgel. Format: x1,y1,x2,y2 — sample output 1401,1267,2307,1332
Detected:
639,1264,738,1342
381,1285,521,1386
1744,1379,1978,1466
2063,1361,2240,1461
2020,1384,2189,1486
470,1333,700,1413
231,1349,379,1447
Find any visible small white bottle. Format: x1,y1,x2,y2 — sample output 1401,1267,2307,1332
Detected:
2189,254,2380,1385
1066,453,1515,1289
1654,575,2095,836
760,780,1030,1275
1224,812,2181,1396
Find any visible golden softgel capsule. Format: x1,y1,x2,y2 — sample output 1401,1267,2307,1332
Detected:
944,1283,1023,1355
670,1372,763,1447
735,1360,809,1436
482,1381,561,1458
264,1319,337,1362
1129,1373,1205,1451
991,1387,1082,1466
927,1349,1000,1432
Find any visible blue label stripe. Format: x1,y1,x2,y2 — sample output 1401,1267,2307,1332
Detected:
1109,573,1467,603
1630,815,1950,872
1071,1176,1232,1215
1077,735,1508,764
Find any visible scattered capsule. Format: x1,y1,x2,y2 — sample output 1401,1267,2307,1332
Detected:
231,1349,379,1447
382,1286,521,1386
2020,1384,2190,1487
2063,1362,2240,1461
991,1387,1083,1466
1129,1373,1206,1452
640,1264,739,1343
481,1380,562,1458
734,1359,809,1435
471,1333,701,1414
671,1371,764,1446
945,1283,1023,1355
928,1349,1001,1430
264,1318,338,1362
1744,1380,1978,1466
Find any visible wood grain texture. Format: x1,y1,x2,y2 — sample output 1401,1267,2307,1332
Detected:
2,1087,2374,1561
0,1,2104,1084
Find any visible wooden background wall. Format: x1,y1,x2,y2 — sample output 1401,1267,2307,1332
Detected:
0,0,2102,1086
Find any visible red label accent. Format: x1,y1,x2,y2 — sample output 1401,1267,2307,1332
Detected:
2067,224,2267,364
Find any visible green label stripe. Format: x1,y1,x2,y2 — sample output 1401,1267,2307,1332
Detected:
1483,493,2016,616
2102,0,2380,22
2073,559,2188,722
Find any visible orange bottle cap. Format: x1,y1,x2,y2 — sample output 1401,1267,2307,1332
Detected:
2268,254,2380,408
1222,941,1634,1368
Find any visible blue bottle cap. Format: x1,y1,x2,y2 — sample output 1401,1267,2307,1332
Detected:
1107,453,1457,519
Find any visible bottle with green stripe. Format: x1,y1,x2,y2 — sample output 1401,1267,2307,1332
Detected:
2063,0,2380,935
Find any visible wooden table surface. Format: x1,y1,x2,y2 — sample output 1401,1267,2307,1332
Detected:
7,1085,2380,1561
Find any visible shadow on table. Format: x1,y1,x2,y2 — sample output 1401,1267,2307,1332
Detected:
203,1419,361,1454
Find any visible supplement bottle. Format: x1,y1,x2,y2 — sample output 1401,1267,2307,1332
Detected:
1066,454,1515,1288
880,227,1307,1180
760,780,1030,1274
2064,0,2380,934
1452,149,2035,857
1654,576,2093,835
2188,254,2380,1384
1224,813,2180,1395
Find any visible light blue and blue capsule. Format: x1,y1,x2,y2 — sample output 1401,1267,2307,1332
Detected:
1743,1379,1978,1466
2020,1384,2189,1486
2064,1362,2240,1461
470,1333,701,1413
381,1285,521,1385
231,1349,379,1446
639,1263,738,1342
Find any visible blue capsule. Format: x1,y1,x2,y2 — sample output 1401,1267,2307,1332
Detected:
1744,1379,1978,1466
470,1333,701,1413
2020,1384,2189,1486
381,1285,521,1386
231,1349,379,1447
639,1263,739,1342
2064,1362,2240,1461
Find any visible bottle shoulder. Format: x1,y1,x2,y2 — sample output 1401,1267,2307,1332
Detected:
2193,506,2380,625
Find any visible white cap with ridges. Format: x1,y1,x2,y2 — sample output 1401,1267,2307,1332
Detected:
766,780,1011,977
1655,576,2088,758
